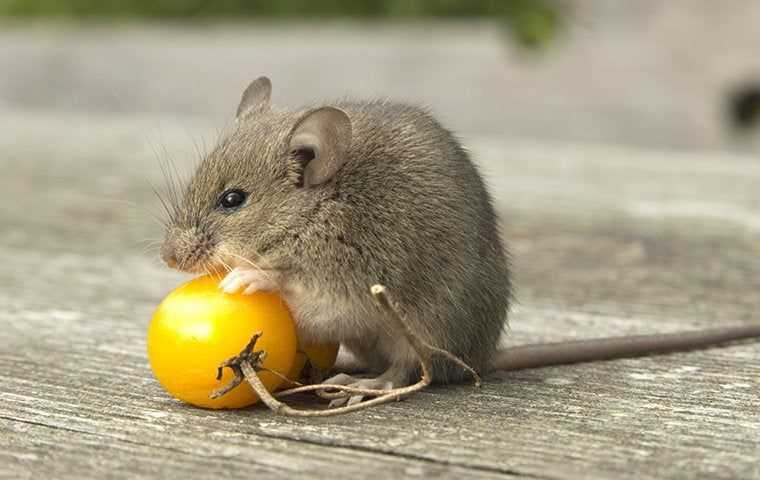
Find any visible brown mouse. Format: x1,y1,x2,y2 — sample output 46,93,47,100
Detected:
160,76,760,404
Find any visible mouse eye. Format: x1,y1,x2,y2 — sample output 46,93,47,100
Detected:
218,189,247,211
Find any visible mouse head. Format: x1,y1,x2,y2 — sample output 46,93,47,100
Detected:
160,76,352,274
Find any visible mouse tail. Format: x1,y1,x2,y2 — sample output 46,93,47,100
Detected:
490,325,760,372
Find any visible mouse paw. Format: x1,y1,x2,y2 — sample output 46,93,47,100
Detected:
323,373,395,408
219,267,278,295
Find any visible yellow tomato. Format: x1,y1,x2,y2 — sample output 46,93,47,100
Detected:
286,343,340,383
147,275,297,409
303,343,339,372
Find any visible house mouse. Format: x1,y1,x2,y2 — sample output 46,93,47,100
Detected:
160,76,760,404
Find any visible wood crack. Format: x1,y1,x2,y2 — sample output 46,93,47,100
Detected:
250,430,548,479
0,415,279,472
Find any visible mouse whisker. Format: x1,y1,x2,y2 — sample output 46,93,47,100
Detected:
147,178,176,226
140,242,161,252
186,130,211,171
148,138,187,225
199,260,214,278
218,249,276,283
71,191,169,229
140,240,164,255
137,237,162,246
212,252,234,274
223,250,266,270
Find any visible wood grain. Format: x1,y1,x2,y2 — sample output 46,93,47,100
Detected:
1,116,759,479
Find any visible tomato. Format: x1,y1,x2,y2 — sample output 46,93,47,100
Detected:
147,275,297,409
286,343,340,383
302,343,339,372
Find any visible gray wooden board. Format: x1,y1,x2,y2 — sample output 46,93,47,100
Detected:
5,11,760,153
1,114,759,479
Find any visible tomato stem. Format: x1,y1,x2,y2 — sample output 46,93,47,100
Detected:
209,331,264,400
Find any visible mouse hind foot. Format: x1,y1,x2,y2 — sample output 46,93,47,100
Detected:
322,368,410,408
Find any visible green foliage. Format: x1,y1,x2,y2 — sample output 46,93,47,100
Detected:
0,0,562,48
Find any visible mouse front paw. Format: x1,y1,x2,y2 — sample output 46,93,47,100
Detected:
219,267,279,295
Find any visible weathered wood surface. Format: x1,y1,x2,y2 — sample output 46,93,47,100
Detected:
2,114,760,480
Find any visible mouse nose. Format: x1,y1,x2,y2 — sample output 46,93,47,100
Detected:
164,254,178,268
160,245,179,268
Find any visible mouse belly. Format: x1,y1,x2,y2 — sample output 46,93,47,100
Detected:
280,281,377,347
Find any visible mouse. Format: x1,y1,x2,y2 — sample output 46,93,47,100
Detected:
159,76,760,404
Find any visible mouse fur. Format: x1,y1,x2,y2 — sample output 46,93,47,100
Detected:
161,76,511,388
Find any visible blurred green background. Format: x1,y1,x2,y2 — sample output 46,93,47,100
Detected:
0,0,562,48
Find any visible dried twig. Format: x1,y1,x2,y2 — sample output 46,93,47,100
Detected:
210,284,480,416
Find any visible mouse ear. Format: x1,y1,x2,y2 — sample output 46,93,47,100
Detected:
236,76,272,119
288,107,352,187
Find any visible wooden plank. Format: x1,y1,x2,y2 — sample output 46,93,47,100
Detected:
1,115,760,479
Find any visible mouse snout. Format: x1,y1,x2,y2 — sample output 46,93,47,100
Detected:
160,243,179,269
160,226,215,273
